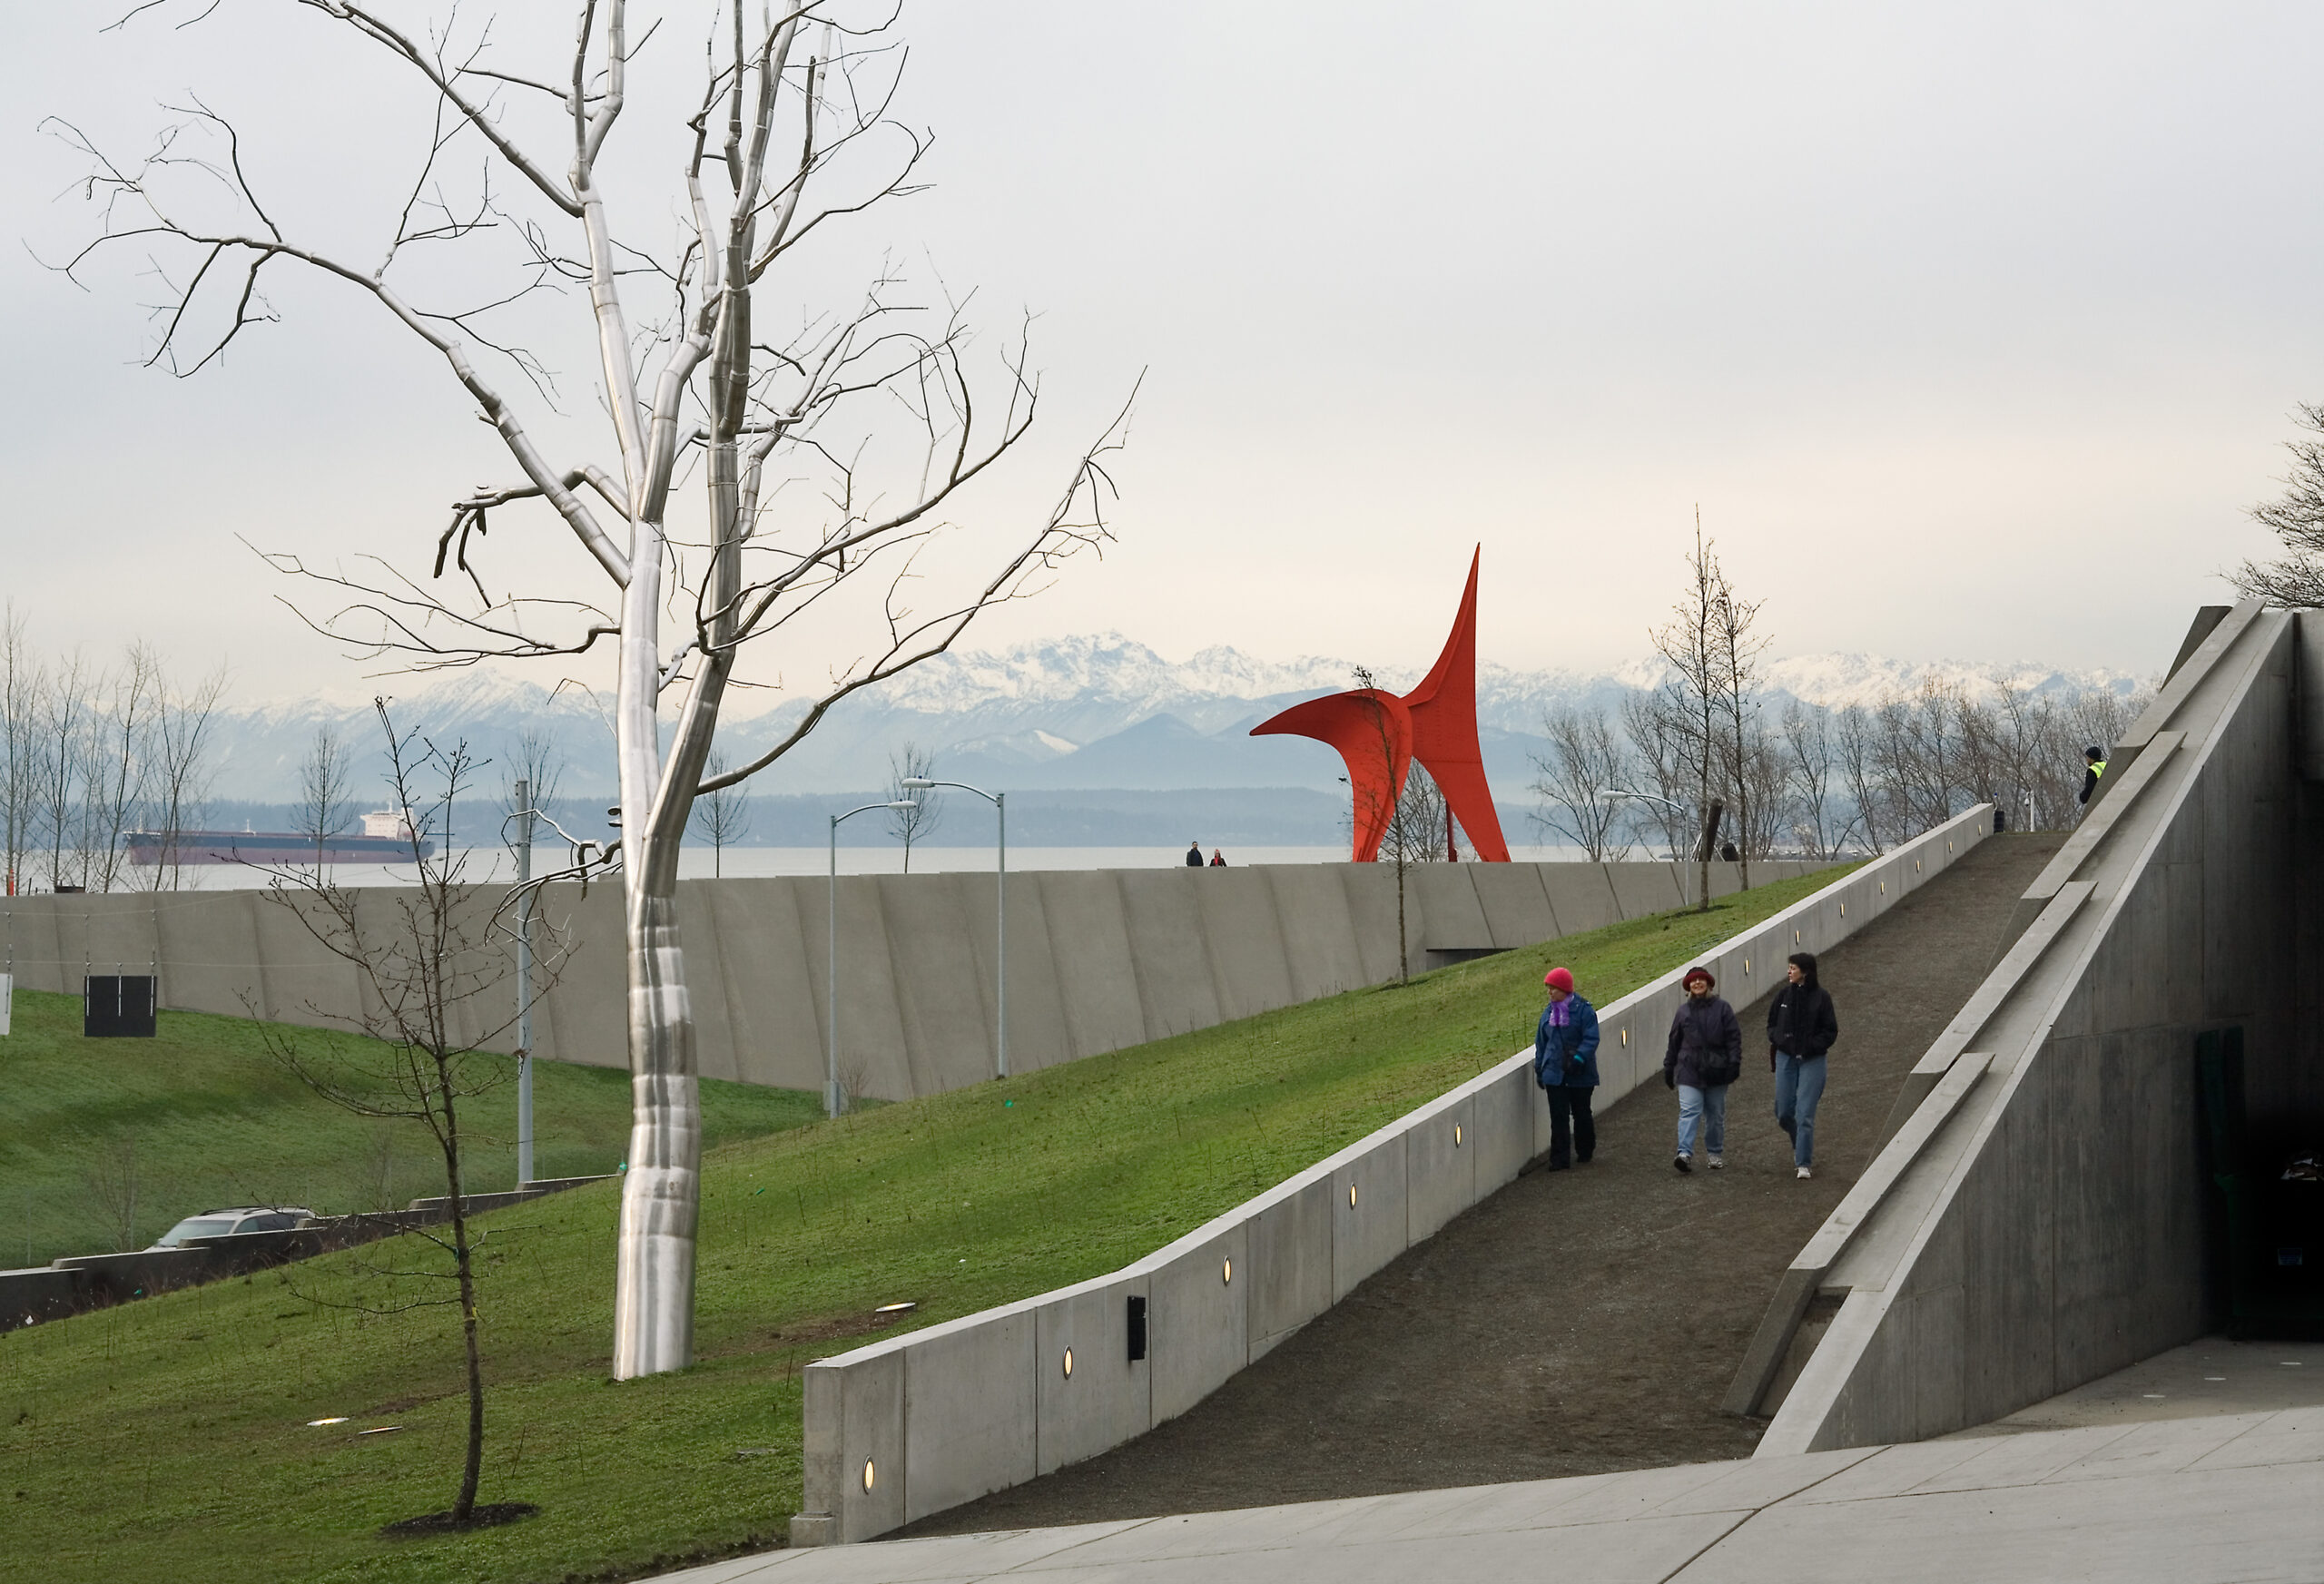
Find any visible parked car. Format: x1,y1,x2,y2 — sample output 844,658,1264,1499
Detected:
147,1206,318,1249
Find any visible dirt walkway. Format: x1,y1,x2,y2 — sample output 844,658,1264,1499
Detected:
901,832,2069,1537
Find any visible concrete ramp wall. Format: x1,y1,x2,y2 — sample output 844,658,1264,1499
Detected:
1745,603,2301,1456
792,810,1990,1543
0,858,1826,1102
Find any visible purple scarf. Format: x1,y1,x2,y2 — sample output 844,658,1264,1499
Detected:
1547,999,1571,1028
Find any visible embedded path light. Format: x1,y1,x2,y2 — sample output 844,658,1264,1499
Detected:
829,801,923,1119
901,776,1009,1080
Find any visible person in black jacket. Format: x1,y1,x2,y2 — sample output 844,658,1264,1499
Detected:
1186,841,1205,867
1663,965,1741,1174
1767,951,1839,1179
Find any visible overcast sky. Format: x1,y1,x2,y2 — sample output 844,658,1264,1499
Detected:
5,1,2318,703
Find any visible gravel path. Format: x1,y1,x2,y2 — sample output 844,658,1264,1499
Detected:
900,833,2069,1537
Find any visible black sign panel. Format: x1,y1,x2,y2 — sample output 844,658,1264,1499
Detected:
84,975,158,1038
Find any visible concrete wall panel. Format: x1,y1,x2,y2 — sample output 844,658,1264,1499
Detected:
1035,1274,1152,1475
1541,866,1621,934
1330,1132,1411,1303
717,879,827,1091
1606,863,1685,919
1467,863,1559,949
1407,866,1492,949
1134,1207,1246,1421
1193,867,1295,1023
1471,1063,1537,1190
901,1306,1037,1523
537,881,629,1071
1247,1172,1334,1356
882,871,993,1090
1117,871,1221,1042
1036,870,1149,1063
1139,1219,1248,1422
803,1347,907,1543
1405,1093,1477,1244
1262,864,1369,1002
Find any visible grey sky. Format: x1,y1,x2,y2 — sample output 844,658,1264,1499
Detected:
3,1,2315,703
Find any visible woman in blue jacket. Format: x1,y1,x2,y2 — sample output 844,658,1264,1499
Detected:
1533,966,1601,1170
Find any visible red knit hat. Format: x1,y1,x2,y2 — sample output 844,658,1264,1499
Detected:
1544,966,1574,993
1682,965,1715,990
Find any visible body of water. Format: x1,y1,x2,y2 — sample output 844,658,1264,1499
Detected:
64,841,1604,891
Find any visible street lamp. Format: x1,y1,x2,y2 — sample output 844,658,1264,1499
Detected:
828,800,921,1119
901,776,1009,1081
1599,787,1700,907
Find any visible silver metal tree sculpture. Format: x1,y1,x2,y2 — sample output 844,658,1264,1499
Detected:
51,1,1129,1377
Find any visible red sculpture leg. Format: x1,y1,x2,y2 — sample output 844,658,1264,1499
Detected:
1249,689,1411,863
1250,545,1511,863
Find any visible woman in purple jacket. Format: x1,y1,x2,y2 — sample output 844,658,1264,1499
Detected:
1663,965,1742,1174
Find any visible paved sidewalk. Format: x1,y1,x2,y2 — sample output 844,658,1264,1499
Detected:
648,1406,2324,1583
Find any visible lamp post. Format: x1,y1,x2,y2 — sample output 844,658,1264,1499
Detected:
901,776,1008,1080
827,800,922,1119
1598,787,1701,908
514,779,537,1187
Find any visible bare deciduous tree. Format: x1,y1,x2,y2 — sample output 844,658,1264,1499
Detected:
883,742,941,871
1530,706,1634,861
81,1134,142,1253
1,607,46,897
1709,561,1769,886
1650,518,1728,910
2232,401,2324,605
1619,689,1695,860
260,700,550,1529
56,1,1129,1376
688,749,752,876
1780,700,1837,859
141,656,226,892
297,725,357,877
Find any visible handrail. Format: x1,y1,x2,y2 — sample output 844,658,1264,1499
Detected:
1723,1050,1993,1417
1877,880,2095,1143
2021,733,2181,905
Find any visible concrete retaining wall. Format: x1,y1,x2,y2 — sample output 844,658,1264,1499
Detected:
0,859,1827,1103
792,810,1990,1543
1751,604,2299,1456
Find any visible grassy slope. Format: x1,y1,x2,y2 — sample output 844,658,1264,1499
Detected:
0,993,825,1269
4,868,1849,1584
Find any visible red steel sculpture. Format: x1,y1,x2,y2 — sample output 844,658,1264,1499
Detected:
1251,546,1512,863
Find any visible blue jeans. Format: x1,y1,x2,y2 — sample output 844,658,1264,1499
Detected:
1677,1083,1728,1157
1775,1053,1827,1167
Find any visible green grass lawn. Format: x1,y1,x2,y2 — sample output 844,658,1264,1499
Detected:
0,994,823,1268
3,868,1848,1584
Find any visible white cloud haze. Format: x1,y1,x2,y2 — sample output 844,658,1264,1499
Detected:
2,0,2313,705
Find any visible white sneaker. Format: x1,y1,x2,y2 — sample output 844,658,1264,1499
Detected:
1707,1153,1725,1170
1797,1166,1813,1180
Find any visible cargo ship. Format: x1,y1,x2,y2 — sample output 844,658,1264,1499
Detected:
123,811,436,866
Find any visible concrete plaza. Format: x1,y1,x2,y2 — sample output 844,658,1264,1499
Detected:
652,1392,2323,1584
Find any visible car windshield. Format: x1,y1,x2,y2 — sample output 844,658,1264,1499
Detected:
153,1215,239,1247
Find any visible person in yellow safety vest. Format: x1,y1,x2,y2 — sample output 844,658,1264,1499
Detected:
2080,746,2108,806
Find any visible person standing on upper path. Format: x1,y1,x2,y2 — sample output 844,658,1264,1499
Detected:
1186,841,1205,867
1766,951,1839,1180
2080,746,2108,806
1531,966,1600,1171
1210,849,1226,867
1664,966,1741,1174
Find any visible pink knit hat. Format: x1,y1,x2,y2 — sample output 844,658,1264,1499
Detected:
1543,966,1574,993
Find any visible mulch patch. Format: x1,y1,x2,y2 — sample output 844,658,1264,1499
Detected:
380,1501,540,1538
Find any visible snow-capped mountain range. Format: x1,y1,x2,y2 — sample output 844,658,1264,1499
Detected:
199,635,2147,802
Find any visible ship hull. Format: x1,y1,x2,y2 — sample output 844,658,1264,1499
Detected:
122,831,438,866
